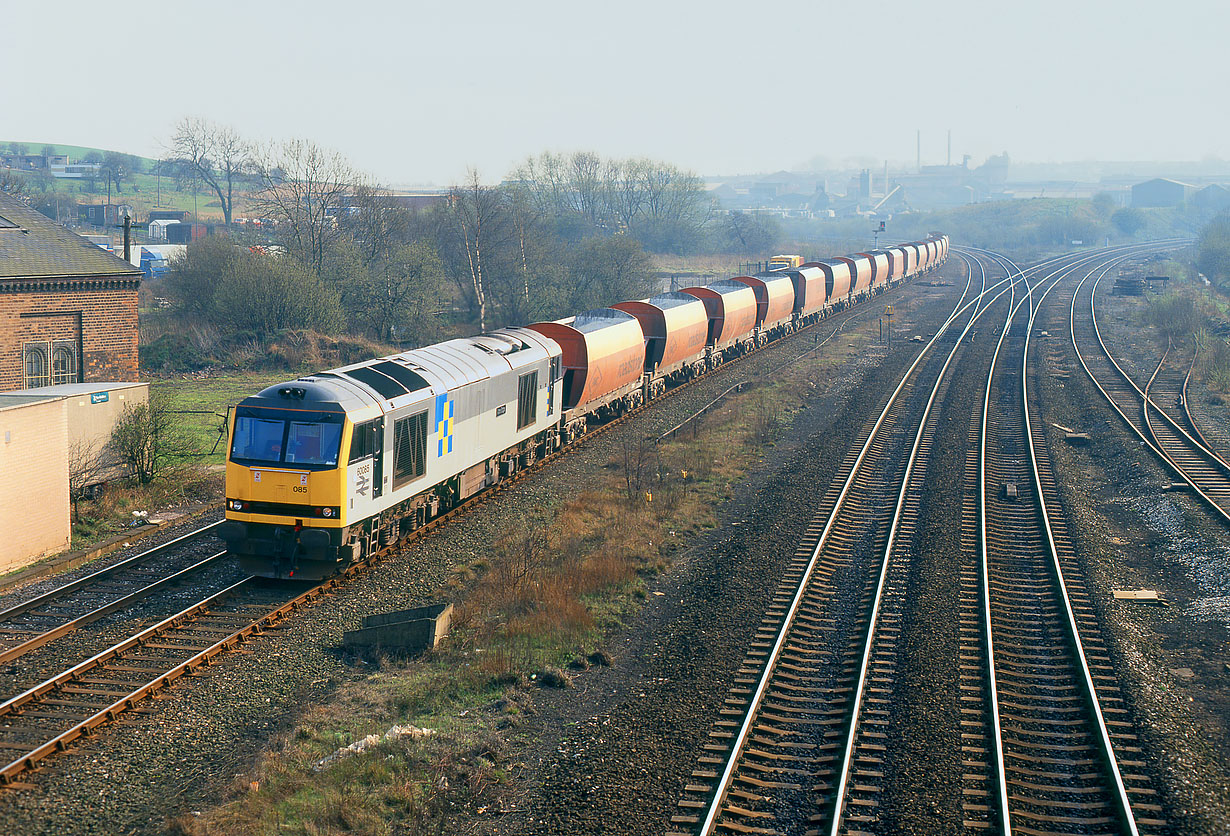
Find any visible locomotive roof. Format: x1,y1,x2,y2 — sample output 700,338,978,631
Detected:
245,376,376,414
286,329,558,409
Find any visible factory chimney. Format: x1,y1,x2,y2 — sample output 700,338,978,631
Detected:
916,130,921,173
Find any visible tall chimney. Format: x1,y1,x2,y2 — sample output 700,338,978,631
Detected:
123,212,131,263
916,130,921,173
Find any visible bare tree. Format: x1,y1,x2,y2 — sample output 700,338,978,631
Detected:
0,169,28,198
345,241,446,345
169,118,248,225
449,168,510,333
512,151,714,252
251,139,359,272
110,393,195,485
339,183,412,269
605,158,649,232
67,439,113,522
569,151,606,226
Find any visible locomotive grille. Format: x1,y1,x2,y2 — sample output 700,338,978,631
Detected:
392,411,428,489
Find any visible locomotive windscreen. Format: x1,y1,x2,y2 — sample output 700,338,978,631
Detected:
231,407,343,468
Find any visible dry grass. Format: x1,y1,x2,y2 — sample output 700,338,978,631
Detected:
173,323,870,835
69,467,219,548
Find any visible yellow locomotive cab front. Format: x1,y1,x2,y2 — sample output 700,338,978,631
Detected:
218,382,356,579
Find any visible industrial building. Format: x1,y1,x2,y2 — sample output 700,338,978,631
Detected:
1131,178,1197,208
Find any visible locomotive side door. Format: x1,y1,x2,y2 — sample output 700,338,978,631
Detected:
547,356,560,416
372,417,384,499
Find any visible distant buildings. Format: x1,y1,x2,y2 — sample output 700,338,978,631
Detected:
1195,184,1230,213
1131,178,1197,208
1,152,100,179
709,155,1011,217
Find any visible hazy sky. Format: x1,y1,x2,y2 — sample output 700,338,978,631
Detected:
3,0,1225,185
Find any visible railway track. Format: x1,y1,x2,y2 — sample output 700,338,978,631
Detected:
1070,256,1230,522
671,250,1009,834
1144,340,1230,472
0,271,929,789
971,249,1166,835
0,524,230,667
674,244,1180,835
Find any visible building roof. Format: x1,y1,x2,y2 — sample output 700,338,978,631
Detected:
13,381,146,398
0,393,66,410
0,193,141,280
1133,177,1196,189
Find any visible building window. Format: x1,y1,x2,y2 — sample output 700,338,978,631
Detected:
52,343,77,384
23,344,50,388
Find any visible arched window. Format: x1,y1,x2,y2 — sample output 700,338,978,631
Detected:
23,345,50,388
52,345,77,384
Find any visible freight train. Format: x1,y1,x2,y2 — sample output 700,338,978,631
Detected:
218,234,949,579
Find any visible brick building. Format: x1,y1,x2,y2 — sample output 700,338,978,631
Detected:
0,193,141,393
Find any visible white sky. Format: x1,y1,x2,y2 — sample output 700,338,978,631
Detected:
2,0,1226,185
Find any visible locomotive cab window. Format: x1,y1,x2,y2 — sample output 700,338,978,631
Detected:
286,421,342,466
230,407,343,469
392,411,428,489
517,370,538,429
348,419,381,463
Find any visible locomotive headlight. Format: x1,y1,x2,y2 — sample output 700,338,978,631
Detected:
322,507,334,518
228,499,246,511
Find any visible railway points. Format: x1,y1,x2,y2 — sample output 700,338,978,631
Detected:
1071,256,1230,522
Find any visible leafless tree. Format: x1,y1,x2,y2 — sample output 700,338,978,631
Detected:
512,151,714,251
169,118,248,225
339,183,412,269
110,393,195,485
67,439,113,522
449,168,512,333
621,435,660,503
251,139,360,272
513,152,572,218
605,158,649,232
569,151,606,226
0,169,28,198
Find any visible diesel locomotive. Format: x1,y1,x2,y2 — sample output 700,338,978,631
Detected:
218,234,949,578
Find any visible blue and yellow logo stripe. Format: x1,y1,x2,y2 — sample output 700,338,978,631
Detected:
435,393,454,455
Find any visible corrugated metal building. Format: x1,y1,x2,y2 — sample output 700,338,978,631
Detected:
1195,184,1230,213
1131,178,1196,208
